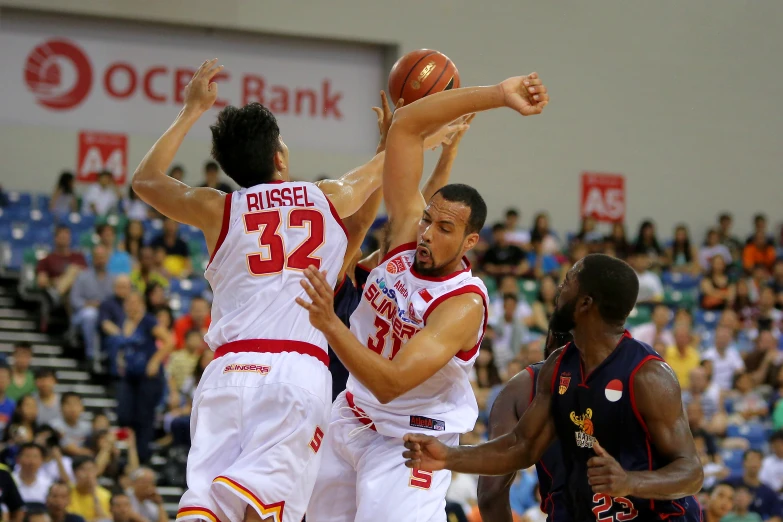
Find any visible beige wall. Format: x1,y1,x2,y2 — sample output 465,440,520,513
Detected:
1,0,781,240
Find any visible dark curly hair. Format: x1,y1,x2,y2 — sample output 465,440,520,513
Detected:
210,103,282,188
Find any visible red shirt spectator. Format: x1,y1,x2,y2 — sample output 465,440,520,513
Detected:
36,227,87,280
173,297,211,349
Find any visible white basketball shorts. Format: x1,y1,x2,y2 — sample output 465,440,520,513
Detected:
176,340,331,522
307,391,458,522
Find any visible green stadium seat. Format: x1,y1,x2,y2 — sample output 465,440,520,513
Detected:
626,306,653,327
519,279,539,303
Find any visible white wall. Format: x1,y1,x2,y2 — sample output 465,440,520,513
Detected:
1,0,781,240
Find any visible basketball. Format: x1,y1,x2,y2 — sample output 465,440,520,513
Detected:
388,49,460,106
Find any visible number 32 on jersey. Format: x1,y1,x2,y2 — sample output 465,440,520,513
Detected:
243,208,325,275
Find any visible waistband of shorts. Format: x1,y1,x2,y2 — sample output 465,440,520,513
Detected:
345,391,377,431
214,339,329,367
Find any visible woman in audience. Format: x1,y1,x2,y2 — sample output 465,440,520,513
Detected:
49,171,78,222
123,220,145,261
122,186,151,221
530,275,557,334
605,221,631,259
701,255,736,311
143,282,168,315
530,212,560,254
1,394,39,465
734,278,757,328
700,228,733,272
574,216,603,248
633,220,663,263
665,224,700,274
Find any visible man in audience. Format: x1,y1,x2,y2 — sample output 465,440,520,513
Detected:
682,366,720,421
46,481,86,522
125,468,167,522
95,225,132,276
0,364,16,432
36,226,87,306
744,329,781,387
629,250,664,305
34,370,61,426
51,393,92,458
149,218,191,279
483,223,529,280
0,463,24,521
70,246,114,364
67,458,111,522
525,233,560,279
724,484,764,522
129,247,167,294
8,342,36,400
703,483,735,522
631,303,674,346
760,431,783,493
168,165,185,182
108,493,143,522
702,325,745,392
503,208,531,248
488,295,526,375
199,160,231,193
729,450,783,522
744,229,777,274
665,322,701,387
98,275,132,373
754,287,782,333
173,297,210,349
718,212,743,262
13,443,54,504
81,171,120,217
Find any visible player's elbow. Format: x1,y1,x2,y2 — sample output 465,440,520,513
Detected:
389,106,427,138
375,387,400,404
685,457,705,495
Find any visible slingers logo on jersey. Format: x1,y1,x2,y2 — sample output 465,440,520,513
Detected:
364,279,420,359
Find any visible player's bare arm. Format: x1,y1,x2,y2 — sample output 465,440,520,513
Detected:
421,113,475,202
477,369,534,522
131,59,227,255
403,347,560,474
383,74,548,255
297,268,482,403
586,360,703,499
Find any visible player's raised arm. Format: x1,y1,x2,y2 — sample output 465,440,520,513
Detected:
383,75,548,253
477,369,533,522
587,360,703,499
421,113,475,202
132,59,227,252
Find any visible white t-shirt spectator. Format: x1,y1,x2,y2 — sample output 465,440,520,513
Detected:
759,454,783,493
127,488,160,522
51,417,93,449
488,297,533,327
636,270,664,303
82,184,118,216
14,457,74,483
631,323,674,348
505,229,531,247
699,245,732,271
446,473,477,517
12,471,53,504
701,346,745,391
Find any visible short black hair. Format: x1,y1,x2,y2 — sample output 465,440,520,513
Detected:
754,213,767,224
491,222,505,234
95,223,114,236
35,368,55,380
55,224,70,235
61,391,81,406
505,208,519,218
718,212,732,222
771,430,783,443
169,165,184,176
72,456,94,472
204,160,219,173
743,449,763,462
14,341,32,352
210,103,281,188
19,442,45,458
23,507,50,522
576,254,639,325
432,184,487,235
111,492,130,506
502,293,518,304
97,170,112,179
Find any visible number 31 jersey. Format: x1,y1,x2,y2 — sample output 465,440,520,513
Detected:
204,181,348,353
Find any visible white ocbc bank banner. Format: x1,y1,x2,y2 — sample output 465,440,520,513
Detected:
0,13,384,153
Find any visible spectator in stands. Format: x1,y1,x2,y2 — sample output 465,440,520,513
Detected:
115,292,169,464
695,434,728,490
121,188,150,222
605,221,631,259
46,481,85,522
487,276,532,325
489,295,526,374
629,251,664,305
574,216,604,247
13,443,54,504
8,342,35,400
665,224,700,274
168,165,185,182
107,493,140,522
67,457,111,522
731,371,769,423
99,275,132,353
529,275,557,334
199,160,232,193
34,370,60,426
735,279,757,327
701,255,737,311
530,212,560,255
173,297,210,349
167,330,203,397
89,428,137,485
51,393,92,458
665,323,700,388
753,287,782,334
142,283,167,316
682,366,720,420
33,427,73,483
482,223,528,280
503,208,530,248
759,431,783,493
558,243,589,281
122,221,145,261
36,227,87,306
728,450,782,522
702,325,745,392
149,218,191,279
5,394,40,449
0,364,16,432
525,234,559,279
744,329,780,388
718,212,744,263
631,304,674,347
724,484,763,522
70,246,114,364
744,230,777,274
125,468,167,522
772,260,783,309
748,214,772,244
81,171,120,217
688,401,718,454
50,172,78,222
703,483,734,522
129,248,167,295
633,220,663,263
95,225,132,276
0,463,24,521
446,472,477,519
700,228,734,272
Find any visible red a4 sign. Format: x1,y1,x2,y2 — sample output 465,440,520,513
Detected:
580,172,625,223
77,131,128,184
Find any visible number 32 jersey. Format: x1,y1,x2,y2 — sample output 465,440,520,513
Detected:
204,181,348,353
346,243,489,438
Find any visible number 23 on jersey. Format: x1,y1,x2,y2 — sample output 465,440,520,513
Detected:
243,208,325,275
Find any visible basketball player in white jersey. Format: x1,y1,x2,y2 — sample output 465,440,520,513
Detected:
131,59,459,522
298,74,549,521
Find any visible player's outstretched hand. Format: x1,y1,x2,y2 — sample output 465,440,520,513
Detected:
500,72,549,116
587,440,633,496
372,91,404,152
442,113,476,152
402,433,450,471
423,117,471,151
184,58,224,113
296,267,340,333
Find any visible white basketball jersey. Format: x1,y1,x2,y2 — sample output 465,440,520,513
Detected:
204,181,348,353
346,243,488,438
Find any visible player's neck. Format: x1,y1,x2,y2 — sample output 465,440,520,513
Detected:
573,325,626,373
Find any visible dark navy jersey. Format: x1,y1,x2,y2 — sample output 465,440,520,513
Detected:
528,362,571,522
330,264,372,401
550,333,701,522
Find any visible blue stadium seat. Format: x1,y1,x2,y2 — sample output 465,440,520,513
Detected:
30,226,54,246
662,272,701,291
6,244,24,271
695,309,720,330
6,192,33,209
36,195,51,211
722,448,744,477
170,278,208,298
727,422,767,450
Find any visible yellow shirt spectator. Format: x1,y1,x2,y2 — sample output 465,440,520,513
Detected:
664,344,701,388
69,484,111,522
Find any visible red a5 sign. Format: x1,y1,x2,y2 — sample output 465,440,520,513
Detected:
580,172,625,223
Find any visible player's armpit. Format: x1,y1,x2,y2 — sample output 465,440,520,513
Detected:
336,188,384,282
628,359,704,499
316,151,384,219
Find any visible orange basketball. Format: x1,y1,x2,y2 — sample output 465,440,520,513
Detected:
388,49,460,106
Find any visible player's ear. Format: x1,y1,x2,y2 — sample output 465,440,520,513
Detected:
273,149,286,173
463,231,480,252
578,294,593,314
